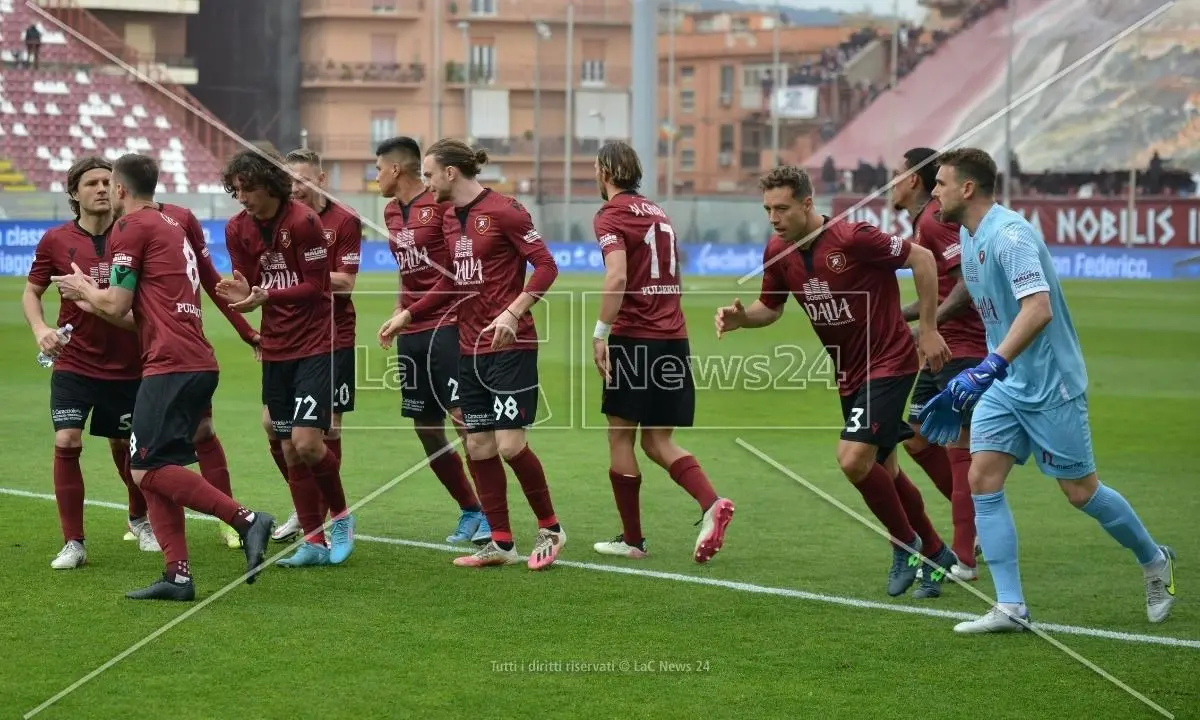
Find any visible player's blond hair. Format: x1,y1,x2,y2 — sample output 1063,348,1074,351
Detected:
285,148,323,168
937,148,997,195
597,141,642,191
759,165,813,201
426,138,489,179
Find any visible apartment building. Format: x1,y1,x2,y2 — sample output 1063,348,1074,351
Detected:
299,0,630,194
658,11,859,194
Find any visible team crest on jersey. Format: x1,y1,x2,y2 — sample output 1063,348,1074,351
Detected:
67,247,77,261
474,215,492,234
279,229,292,249
419,206,435,224
978,250,985,264
826,251,847,274
323,228,335,247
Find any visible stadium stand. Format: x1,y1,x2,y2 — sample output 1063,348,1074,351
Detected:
0,0,229,192
808,0,1199,188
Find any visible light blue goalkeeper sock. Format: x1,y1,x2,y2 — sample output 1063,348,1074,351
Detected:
1080,483,1161,566
974,490,1024,605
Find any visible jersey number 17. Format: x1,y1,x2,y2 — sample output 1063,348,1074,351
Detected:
643,222,678,279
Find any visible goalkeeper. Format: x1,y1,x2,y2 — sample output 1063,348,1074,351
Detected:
919,148,1177,634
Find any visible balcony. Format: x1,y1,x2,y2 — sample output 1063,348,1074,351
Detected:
444,62,631,90
453,0,630,25
300,0,422,19
302,61,425,89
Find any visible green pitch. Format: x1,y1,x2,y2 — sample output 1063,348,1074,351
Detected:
1,273,1197,719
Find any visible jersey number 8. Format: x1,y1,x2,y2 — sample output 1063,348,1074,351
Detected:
181,237,200,294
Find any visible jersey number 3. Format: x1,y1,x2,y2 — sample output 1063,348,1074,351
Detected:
643,222,678,280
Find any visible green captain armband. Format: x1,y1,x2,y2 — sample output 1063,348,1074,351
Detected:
110,265,138,291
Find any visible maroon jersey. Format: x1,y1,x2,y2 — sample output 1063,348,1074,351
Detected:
758,217,918,396
384,191,456,334
27,220,141,380
109,207,218,376
157,202,257,345
224,200,332,362
912,200,988,359
319,200,362,350
441,189,558,356
593,191,687,339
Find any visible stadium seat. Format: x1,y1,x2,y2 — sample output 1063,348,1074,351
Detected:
0,1,224,190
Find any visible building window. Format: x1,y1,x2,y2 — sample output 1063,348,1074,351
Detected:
470,0,496,15
680,124,694,140
680,65,694,81
582,59,606,86
719,124,734,152
680,149,695,170
470,45,495,82
680,89,694,113
720,65,734,95
370,111,396,147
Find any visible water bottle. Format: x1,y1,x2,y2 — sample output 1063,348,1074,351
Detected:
37,324,74,368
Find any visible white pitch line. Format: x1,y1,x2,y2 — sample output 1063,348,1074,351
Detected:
3,486,1197,651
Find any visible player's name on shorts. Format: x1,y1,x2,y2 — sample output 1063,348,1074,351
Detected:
605,342,846,392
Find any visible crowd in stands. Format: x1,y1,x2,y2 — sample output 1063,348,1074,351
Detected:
820,152,1200,197
806,0,1011,143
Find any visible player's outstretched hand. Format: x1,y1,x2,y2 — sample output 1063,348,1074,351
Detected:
917,328,952,373
216,270,251,304
50,262,96,301
484,308,519,351
228,285,268,313
378,310,412,349
592,337,611,383
917,390,962,446
715,298,747,339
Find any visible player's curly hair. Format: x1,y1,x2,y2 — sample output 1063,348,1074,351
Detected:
596,141,642,191
65,156,112,218
221,148,292,200
759,165,813,201
937,147,997,195
425,138,489,179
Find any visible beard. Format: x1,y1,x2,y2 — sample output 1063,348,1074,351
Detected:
939,202,963,224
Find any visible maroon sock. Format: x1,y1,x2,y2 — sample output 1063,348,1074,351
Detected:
430,450,481,510
505,446,557,527
948,448,977,568
268,438,289,484
53,446,85,542
195,435,233,497
894,470,944,556
472,454,511,543
609,470,643,545
324,436,342,461
140,465,251,530
908,444,954,501
287,464,326,544
853,463,916,547
310,449,348,516
667,455,719,511
111,443,146,519
144,489,188,566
